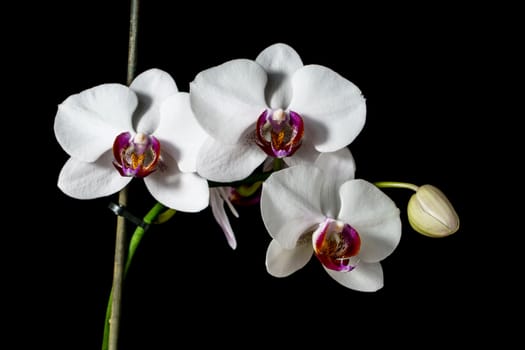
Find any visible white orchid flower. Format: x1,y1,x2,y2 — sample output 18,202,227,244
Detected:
261,148,401,291
190,43,366,182
54,68,209,212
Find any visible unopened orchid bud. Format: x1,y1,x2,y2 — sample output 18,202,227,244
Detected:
407,185,459,238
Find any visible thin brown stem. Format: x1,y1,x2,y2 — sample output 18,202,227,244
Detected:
108,0,140,349
109,188,128,350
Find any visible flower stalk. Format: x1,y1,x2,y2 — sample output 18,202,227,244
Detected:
108,188,128,350
374,181,419,191
374,181,459,237
103,202,166,350
107,1,140,349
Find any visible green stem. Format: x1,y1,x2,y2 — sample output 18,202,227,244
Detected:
154,208,177,224
125,203,166,274
236,181,263,197
102,202,165,350
374,181,419,192
272,158,283,171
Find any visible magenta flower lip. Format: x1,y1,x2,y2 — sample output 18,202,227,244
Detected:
112,131,161,178
313,219,361,272
255,109,304,158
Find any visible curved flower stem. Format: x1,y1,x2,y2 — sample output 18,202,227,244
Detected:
236,181,263,197
374,181,419,192
103,202,167,350
154,208,177,224
106,1,140,350
272,158,283,171
124,203,167,273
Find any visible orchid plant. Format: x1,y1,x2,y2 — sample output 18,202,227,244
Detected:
54,17,460,349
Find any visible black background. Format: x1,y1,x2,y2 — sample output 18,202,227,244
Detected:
11,1,516,349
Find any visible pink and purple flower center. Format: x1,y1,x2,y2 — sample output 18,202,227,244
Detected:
313,218,361,272
255,109,304,158
112,132,161,178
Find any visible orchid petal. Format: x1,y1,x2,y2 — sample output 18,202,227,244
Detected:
324,261,384,292
54,84,136,162
338,179,401,262
289,65,366,152
190,59,268,143
130,68,178,134
157,93,207,172
316,148,356,217
196,136,267,182
265,239,313,277
261,165,325,249
210,188,237,249
144,153,209,212
282,139,319,168
255,43,303,109
58,151,131,199
315,147,356,183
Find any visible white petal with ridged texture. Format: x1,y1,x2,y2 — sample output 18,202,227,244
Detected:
157,93,207,173
196,136,267,182
255,43,303,109
338,179,401,262
324,261,383,292
190,59,268,144
145,153,209,212
55,84,136,162
355,217,401,263
58,152,131,199
289,65,366,152
315,148,356,183
261,165,325,249
130,68,178,134
316,148,356,217
210,188,237,249
266,239,313,277
282,139,319,168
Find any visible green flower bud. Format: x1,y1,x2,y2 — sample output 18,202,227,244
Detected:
407,185,459,238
